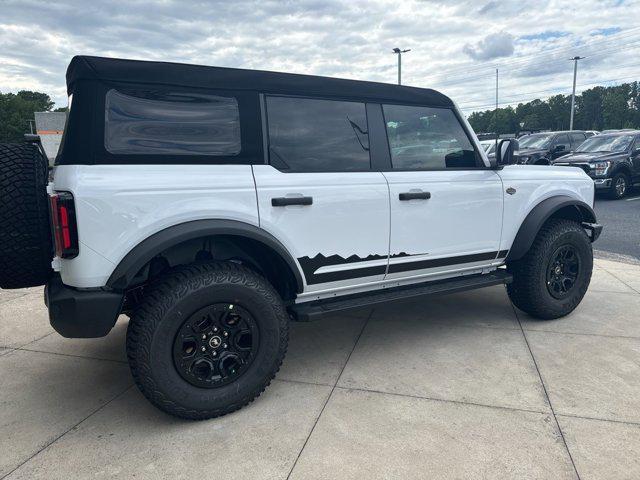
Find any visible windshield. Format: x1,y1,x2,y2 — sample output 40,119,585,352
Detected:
576,135,634,153
518,133,553,149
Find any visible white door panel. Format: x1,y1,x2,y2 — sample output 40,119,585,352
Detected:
384,170,504,280
252,165,390,292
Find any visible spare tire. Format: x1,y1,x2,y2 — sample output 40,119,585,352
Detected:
0,143,53,289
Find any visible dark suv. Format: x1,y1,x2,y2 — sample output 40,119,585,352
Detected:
553,131,640,199
517,131,588,165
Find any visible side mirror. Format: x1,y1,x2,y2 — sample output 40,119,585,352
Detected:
496,139,519,167
554,145,566,152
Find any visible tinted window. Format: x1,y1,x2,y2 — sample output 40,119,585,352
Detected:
570,133,585,148
519,133,553,149
383,105,478,169
554,134,570,149
577,134,634,153
105,89,241,155
266,96,370,172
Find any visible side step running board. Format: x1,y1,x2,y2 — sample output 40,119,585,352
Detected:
290,270,512,321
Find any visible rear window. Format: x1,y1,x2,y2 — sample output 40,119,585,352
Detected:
105,89,241,155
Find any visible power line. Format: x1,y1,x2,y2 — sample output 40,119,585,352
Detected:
423,27,640,80
458,78,640,112
422,34,640,88
458,71,640,108
427,39,640,88
456,68,640,110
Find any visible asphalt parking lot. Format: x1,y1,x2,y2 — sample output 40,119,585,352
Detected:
594,189,640,263
1,257,640,479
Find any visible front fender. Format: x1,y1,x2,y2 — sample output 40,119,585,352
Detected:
506,196,597,262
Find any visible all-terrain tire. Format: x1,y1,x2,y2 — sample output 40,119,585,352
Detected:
126,262,289,420
507,219,592,320
0,143,52,289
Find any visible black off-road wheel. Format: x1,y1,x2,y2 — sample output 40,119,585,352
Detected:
0,143,52,289
507,219,593,320
607,172,630,199
126,262,289,420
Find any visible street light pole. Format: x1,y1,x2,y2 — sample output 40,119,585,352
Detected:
569,56,585,130
392,48,410,85
495,68,498,152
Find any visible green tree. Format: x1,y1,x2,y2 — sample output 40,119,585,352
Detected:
468,110,492,132
602,90,628,129
575,87,604,130
547,94,570,130
0,91,55,142
468,81,640,133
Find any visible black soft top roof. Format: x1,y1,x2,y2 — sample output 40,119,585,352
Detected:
66,55,454,107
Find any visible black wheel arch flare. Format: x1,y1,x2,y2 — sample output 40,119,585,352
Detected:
506,195,597,263
106,219,304,293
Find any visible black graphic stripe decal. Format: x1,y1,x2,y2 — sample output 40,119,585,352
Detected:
299,250,508,285
298,253,405,285
388,250,508,274
306,264,388,284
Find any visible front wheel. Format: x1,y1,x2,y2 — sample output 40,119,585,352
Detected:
126,262,289,419
507,219,593,320
608,172,630,199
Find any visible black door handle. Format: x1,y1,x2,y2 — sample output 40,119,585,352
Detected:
399,191,431,201
272,196,313,207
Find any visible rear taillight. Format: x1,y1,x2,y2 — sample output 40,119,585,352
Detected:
49,192,79,258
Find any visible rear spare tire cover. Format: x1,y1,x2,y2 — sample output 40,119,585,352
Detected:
0,143,53,289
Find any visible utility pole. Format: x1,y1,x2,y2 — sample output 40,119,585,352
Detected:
392,48,410,85
494,68,499,151
569,56,585,130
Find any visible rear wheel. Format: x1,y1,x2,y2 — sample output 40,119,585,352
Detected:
126,262,288,419
507,219,592,320
0,143,52,289
608,172,629,199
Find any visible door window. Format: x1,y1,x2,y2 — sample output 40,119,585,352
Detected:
553,134,570,151
570,133,586,149
265,96,370,172
382,105,479,170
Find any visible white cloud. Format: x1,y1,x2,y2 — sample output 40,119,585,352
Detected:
0,0,638,115
463,32,515,61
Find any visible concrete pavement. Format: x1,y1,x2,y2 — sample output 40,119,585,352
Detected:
1,258,639,479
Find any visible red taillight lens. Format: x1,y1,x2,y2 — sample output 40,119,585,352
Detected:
49,192,78,258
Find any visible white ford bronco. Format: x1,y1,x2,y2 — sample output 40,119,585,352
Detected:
0,56,602,419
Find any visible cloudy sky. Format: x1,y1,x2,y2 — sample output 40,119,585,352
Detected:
1,0,639,115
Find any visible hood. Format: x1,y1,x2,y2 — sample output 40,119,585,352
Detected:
555,151,626,164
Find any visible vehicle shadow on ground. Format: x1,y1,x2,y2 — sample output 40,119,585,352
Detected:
595,187,640,202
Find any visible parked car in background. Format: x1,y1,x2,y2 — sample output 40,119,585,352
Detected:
585,131,599,137
517,130,588,165
553,131,640,199
479,139,496,159
601,129,636,134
